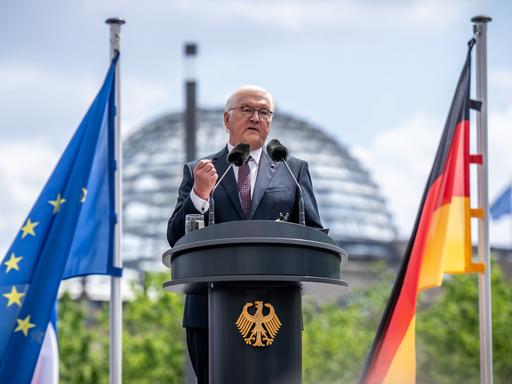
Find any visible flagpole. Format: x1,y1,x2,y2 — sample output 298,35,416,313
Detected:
472,15,493,384
106,17,125,384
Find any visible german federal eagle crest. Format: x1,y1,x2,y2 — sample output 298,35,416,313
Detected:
235,301,282,347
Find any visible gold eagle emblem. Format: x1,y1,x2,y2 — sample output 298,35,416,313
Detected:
235,301,282,347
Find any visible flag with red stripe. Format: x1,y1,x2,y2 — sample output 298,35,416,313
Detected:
361,39,484,384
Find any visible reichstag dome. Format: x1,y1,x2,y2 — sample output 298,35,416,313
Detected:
123,109,398,273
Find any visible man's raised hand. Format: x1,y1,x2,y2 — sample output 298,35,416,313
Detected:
193,159,218,200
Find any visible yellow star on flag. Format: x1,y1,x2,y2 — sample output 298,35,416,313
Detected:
4,253,22,273
3,286,25,307
20,218,39,239
80,187,88,203
15,315,35,336
49,193,66,214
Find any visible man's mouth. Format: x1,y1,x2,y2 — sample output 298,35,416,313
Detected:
246,127,259,132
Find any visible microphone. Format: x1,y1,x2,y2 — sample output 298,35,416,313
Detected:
266,139,306,226
227,142,250,166
209,143,251,225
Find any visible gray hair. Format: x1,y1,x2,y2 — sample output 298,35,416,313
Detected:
224,85,275,112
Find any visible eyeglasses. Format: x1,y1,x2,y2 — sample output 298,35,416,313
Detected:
229,106,274,121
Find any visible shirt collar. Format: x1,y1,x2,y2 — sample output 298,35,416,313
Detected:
226,143,262,165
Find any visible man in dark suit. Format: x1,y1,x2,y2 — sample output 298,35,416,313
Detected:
167,85,322,383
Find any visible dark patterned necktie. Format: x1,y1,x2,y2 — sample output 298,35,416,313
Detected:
238,157,252,218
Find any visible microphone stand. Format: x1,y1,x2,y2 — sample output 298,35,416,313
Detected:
209,164,235,225
280,160,306,226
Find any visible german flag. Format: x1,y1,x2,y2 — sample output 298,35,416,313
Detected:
361,40,484,384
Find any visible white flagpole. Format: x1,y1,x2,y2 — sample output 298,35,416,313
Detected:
472,15,493,384
106,17,125,384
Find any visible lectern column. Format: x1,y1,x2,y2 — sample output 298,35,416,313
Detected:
209,283,302,384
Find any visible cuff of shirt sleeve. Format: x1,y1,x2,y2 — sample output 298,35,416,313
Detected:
190,188,210,213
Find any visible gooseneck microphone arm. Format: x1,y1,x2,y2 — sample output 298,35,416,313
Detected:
208,143,251,225
208,165,234,225
280,160,305,226
266,139,306,226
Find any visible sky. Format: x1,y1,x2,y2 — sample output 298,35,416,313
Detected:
1,0,512,256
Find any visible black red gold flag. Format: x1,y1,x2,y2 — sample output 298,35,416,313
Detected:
361,40,484,384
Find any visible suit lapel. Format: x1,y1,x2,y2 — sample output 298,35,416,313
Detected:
249,150,276,219
213,146,245,220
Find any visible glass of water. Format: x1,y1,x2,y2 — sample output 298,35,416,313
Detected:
185,213,205,234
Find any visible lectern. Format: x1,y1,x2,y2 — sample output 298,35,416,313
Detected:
162,221,348,384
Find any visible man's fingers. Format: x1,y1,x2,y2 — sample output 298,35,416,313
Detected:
195,161,216,175
195,159,212,170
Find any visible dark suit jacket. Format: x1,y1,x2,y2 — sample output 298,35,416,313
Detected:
167,145,322,327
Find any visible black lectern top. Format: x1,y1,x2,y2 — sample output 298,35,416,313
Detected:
162,221,348,294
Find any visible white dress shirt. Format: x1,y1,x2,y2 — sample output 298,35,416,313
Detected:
190,144,263,213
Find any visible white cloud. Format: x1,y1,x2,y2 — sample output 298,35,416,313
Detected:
352,103,512,246
489,69,512,111
0,140,59,256
0,61,106,148
122,75,174,136
174,0,473,31
81,0,473,33
0,61,181,254
352,112,442,239
490,69,512,91
0,62,93,255
0,62,99,111
487,103,512,247
0,60,181,139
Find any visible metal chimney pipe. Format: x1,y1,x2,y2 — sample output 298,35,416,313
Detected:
183,47,199,384
184,43,198,162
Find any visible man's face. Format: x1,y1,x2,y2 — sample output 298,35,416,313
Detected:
224,89,273,150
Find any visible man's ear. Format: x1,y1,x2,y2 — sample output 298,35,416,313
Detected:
223,111,230,129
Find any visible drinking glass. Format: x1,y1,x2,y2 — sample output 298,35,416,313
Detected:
185,213,205,234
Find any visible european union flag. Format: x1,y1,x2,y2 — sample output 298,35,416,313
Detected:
490,184,512,221
0,54,121,383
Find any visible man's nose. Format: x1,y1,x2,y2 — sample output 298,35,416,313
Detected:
249,110,261,122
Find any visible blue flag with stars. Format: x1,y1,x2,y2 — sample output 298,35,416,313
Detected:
0,54,121,383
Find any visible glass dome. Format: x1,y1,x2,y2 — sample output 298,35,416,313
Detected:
123,109,397,272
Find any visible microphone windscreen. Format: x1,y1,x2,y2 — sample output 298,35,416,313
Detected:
266,139,288,161
227,143,251,166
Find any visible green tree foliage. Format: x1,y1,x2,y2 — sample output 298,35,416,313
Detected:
58,273,184,383
59,291,109,383
122,273,185,384
416,265,512,384
58,266,511,383
302,268,394,384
